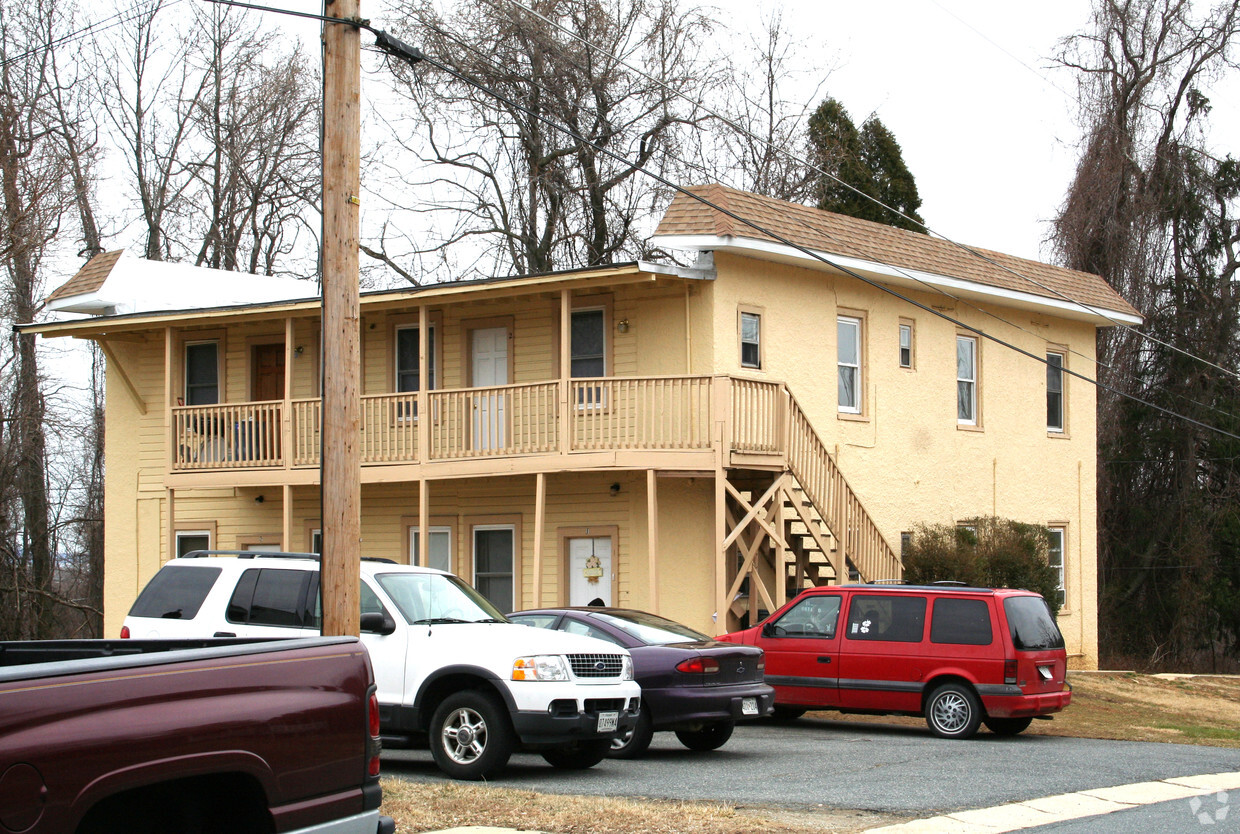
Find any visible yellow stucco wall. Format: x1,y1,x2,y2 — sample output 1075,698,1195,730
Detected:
697,252,1100,666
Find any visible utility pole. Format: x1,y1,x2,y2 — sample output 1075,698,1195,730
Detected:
320,0,362,637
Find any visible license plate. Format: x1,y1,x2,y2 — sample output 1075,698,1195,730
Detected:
742,697,758,715
597,711,619,733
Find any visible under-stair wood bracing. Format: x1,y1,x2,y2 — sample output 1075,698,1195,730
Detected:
725,378,902,631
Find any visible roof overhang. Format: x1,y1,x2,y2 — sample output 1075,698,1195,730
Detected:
19,260,713,339
652,233,1143,327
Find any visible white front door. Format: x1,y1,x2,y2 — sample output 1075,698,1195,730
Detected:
568,536,613,606
472,327,508,450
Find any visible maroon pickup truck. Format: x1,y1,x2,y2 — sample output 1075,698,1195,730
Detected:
0,636,395,834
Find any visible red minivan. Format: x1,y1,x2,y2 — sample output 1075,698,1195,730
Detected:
718,584,1071,738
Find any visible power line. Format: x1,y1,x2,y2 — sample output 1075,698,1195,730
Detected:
202,0,1240,443
400,7,1240,429
0,0,183,70
491,0,1240,387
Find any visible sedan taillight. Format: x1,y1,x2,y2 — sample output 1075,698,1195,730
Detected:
676,656,720,675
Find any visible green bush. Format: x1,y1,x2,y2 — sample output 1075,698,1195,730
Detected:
902,516,1061,615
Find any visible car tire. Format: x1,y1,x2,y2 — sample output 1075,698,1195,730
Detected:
608,708,654,759
770,706,807,722
925,682,982,739
429,690,515,780
541,739,611,769
675,720,735,751
984,716,1033,736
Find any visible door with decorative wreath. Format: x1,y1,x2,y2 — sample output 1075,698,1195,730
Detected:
567,534,614,607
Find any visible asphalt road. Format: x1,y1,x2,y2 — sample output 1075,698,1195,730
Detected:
382,715,1240,818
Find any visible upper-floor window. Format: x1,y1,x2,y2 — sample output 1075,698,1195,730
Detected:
740,311,762,369
185,341,219,405
571,308,606,378
1047,527,1066,607
837,316,862,414
957,335,977,425
899,321,914,369
1047,352,1064,433
396,325,436,393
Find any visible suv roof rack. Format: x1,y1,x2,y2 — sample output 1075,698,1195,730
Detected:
179,550,397,564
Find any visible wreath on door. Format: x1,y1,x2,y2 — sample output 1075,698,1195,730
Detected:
583,554,604,583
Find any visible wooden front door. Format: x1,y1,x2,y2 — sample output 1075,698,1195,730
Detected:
252,344,285,402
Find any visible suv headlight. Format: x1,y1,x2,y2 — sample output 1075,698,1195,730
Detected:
512,655,569,681
622,654,634,681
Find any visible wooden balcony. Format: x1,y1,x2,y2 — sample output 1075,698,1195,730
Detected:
169,374,899,585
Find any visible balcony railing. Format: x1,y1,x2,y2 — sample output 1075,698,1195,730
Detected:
170,374,899,582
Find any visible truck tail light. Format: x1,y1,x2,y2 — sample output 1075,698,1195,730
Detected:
1004,659,1018,686
676,657,720,675
120,625,130,639
367,692,382,778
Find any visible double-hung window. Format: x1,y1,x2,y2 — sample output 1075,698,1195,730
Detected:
1047,352,1064,433
572,308,606,408
395,325,435,418
740,311,762,369
899,322,914,369
957,335,977,425
837,316,862,414
1047,527,1066,607
185,341,219,405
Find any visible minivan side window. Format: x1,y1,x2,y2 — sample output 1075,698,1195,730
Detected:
129,566,222,620
930,598,993,645
845,595,927,642
771,595,841,638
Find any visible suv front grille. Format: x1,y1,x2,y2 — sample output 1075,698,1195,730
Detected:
567,653,624,678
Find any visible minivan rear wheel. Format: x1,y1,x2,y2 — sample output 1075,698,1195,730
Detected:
984,716,1033,736
925,683,982,739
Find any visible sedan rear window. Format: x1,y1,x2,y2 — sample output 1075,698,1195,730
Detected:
128,566,221,620
1004,596,1065,650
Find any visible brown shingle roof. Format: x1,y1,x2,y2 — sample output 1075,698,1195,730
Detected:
654,184,1140,318
45,250,124,303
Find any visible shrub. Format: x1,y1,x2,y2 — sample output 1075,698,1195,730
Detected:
902,516,1061,615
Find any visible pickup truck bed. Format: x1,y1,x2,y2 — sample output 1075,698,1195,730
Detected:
0,637,394,834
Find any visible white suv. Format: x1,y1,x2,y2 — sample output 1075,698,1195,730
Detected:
123,552,641,780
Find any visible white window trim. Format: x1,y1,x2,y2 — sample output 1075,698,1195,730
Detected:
740,310,762,370
1047,351,1065,434
175,529,213,558
957,335,978,426
838,315,862,415
899,321,914,369
1048,527,1067,609
409,526,453,572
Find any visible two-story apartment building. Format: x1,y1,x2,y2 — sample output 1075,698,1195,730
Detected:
27,185,1139,668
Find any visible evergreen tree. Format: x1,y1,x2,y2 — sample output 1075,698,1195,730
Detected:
806,97,925,232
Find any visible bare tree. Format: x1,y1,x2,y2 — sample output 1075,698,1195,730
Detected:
1053,0,1240,668
376,0,713,280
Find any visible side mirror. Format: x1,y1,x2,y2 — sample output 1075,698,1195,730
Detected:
761,622,778,638
360,611,396,635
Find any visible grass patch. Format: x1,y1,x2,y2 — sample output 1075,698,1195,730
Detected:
1152,723,1240,742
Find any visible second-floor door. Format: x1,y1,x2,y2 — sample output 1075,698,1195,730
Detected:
252,343,286,402
472,327,507,450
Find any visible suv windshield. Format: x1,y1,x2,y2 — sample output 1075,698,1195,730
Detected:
591,611,709,645
376,572,508,625
1003,596,1065,650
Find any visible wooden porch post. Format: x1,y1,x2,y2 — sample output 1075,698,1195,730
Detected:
418,478,429,567
647,469,659,612
559,290,571,455
283,484,293,552
165,327,174,470
283,317,294,472
532,472,546,607
712,376,733,633
166,487,175,562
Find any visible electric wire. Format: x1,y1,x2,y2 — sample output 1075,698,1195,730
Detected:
0,0,185,70
401,6,1240,428
203,0,1240,442
491,0,1240,386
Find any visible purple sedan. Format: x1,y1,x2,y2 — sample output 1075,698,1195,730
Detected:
508,607,775,758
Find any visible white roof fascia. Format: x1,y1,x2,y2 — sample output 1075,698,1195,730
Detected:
652,233,1143,327
635,258,715,281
